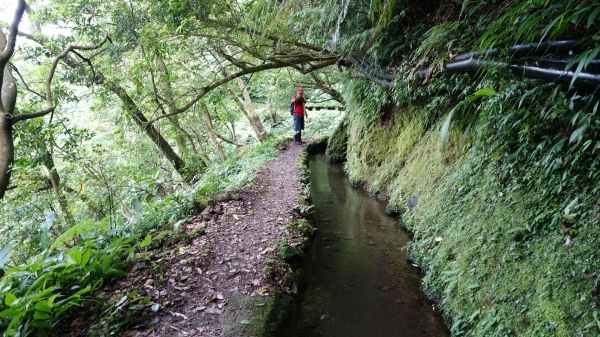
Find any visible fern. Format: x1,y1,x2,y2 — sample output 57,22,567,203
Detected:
412,21,461,63
51,217,110,250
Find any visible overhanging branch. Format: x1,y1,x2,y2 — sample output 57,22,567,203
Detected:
146,56,338,125
13,33,109,123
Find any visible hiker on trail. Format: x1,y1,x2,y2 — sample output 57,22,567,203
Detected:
291,87,307,145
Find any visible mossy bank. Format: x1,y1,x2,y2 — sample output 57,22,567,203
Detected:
327,75,600,336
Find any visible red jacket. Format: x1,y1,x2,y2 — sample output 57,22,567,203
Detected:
292,97,306,117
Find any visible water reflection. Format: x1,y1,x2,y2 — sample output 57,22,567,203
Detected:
297,155,448,337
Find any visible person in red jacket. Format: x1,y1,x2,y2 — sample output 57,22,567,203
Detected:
291,87,308,144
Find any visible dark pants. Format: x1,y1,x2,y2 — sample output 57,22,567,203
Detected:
293,114,304,131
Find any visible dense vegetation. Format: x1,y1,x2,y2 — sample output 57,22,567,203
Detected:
0,0,599,335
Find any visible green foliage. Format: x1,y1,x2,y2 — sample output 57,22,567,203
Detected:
51,218,108,250
0,236,138,336
326,117,349,163
441,88,498,151
341,66,600,334
0,244,14,269
480,0,600,49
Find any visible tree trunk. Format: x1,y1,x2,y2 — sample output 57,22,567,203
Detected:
43,154,76,229
267,96,278,124
234,77,268,142
203,111,226,162
155,55,197,155
0,113,13,200
0,53,17,200
106,80,190,181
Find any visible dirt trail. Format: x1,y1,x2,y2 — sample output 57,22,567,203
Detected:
58,142,306,337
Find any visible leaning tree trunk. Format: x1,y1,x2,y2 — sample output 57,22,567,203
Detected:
234,78,268,142
0,1,35,199
43,153,76,229
106,81,191,181
203,111,226,162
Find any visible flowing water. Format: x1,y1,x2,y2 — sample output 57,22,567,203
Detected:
296,154,449,337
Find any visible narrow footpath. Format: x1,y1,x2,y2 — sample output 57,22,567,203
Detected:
59,142,306,337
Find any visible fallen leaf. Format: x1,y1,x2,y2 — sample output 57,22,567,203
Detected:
394,299,404,304
381,286,391,292
170,311,188,319
216,293,224,300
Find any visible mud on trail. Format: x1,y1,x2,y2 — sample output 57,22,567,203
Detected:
53,142,307,337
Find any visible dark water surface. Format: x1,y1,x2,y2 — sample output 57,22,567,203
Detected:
297,154,449,337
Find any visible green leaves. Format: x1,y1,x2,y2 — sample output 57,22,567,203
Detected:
140,234,152,248
442,89,497,151
0,243,14,269
0,236,135,336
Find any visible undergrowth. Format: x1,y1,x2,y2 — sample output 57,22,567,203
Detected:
0,139,284,336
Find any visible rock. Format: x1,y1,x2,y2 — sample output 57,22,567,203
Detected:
189,223,207,237
407,196,418,210
220,291,296,337
194,196,213,211
212,191,241,202
277,243,304,262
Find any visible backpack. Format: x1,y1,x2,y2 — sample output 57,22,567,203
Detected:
289,102,294,116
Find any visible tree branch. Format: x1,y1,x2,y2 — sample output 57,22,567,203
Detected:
214,132,246,147
13,33,109,123
145,56,338,125
10,64,44,99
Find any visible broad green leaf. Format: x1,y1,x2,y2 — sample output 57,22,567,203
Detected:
104,268,127,277
66,248,83,265
441,109,454,152
102,255,112,273
569,125,587,143
0,243,15,268
48,294,58,307
35,301,52,313
81,249,92,267
140,234,152,248
4,293,17,306
0,308,19,318
587,5,600,29
472,88,498,97
33,311,51,320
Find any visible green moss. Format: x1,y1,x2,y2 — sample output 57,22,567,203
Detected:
277,242,304,262
193,195,213,211
326,117,349,163
220,290,296,337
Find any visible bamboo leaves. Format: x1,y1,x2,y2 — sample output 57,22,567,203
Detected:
442,88,497,151
0,243,14,268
